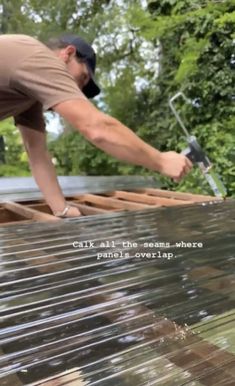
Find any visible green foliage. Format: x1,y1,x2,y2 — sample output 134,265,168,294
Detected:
175,38,208,82
48,131,144,176
102,68,139,129
0,0,35,34
0,164,30,177
215,11,235,27
0,119,30,175
135,0,235,197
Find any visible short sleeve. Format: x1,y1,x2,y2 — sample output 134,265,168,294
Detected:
14,102,45,132
10,45,87,111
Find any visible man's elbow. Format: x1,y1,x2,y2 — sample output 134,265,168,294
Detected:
53,99,116,143
76,121,100,142
77,113,116,144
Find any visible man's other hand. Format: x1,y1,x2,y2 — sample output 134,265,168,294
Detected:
64,206,82,217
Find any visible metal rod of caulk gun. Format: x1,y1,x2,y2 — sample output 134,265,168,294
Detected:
168,92,191,137
169,91,211,168
169,92,227,198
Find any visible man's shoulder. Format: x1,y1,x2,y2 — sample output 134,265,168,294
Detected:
0,34,49,55
0,34,39,44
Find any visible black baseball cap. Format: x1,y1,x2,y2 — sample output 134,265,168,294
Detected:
60,34,101,98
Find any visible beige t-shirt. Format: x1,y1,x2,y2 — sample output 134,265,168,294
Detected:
0,34,87,131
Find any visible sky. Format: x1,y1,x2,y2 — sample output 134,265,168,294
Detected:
45,113,63,136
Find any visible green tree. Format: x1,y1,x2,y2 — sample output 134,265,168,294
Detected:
126,0,235,196
0,119,30,176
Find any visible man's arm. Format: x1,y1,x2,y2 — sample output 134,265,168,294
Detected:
18,125,81,217
53,98,192,181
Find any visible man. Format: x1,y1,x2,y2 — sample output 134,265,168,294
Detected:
0,34,192,217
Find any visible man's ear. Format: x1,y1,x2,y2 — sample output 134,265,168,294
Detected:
63,45,77,63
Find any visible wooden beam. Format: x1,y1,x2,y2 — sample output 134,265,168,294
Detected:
131,188,223,202
2,201,60,222
0,207,27,223
103,190,193,206
70,201,110,214
74,193,151,210
16,200,43,205
27,203,54,214
70,202,123,215
0,219,33,227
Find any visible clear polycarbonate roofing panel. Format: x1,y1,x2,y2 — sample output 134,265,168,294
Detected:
0,199,234,385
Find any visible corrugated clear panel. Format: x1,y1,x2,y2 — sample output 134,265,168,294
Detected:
0,200,234,385
0,176,159,202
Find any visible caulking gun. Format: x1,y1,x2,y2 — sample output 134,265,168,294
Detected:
169,92,227,198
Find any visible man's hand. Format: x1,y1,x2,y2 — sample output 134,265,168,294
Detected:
63,206,82,217
158,151,193,182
